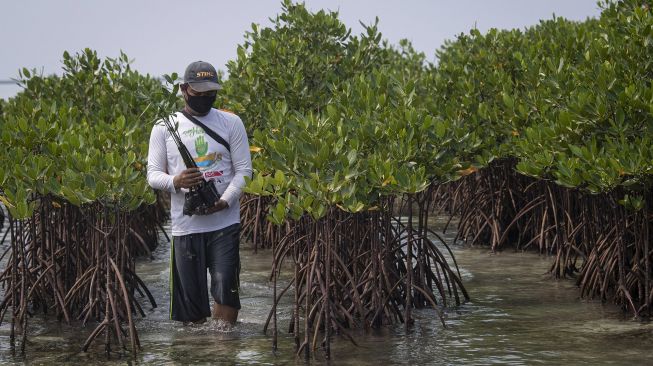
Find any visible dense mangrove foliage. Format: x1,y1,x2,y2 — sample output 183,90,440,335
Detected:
217,0,653,358
428,0,653,319
217,1,473,359
0,0,651,360
0,50,174,354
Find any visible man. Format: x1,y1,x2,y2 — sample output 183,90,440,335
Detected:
147,61,252,325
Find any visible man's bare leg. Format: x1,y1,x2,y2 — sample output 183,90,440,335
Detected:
212,303,238,324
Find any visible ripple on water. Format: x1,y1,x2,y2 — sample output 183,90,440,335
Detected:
1,221,653,364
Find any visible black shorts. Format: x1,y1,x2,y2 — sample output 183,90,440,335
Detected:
170,223,241,322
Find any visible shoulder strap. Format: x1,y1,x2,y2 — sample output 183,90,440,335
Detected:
180,110,231,153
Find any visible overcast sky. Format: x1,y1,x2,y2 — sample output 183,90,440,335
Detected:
0,0,602,99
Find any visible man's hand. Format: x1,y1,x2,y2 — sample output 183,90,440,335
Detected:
204,199,229,215
173,168,204,189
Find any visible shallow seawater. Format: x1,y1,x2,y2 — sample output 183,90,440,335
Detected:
1,217,652,365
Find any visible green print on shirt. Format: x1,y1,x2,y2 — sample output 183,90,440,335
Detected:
193,134,220,171
182,126,204,138
195,135,208,157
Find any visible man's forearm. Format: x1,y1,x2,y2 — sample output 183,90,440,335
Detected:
148,170,177,193
221,172,249,207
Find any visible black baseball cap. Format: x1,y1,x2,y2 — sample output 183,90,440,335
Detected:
183,61,221,92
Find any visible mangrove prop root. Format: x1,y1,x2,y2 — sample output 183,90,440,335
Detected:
0,198,158,355
263,194,469,360
434,159,653,319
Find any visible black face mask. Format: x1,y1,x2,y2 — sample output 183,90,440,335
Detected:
185,94,216,115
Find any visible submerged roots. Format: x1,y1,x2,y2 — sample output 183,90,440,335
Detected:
434,159,653,319
251,192,469,360
0,197,164,355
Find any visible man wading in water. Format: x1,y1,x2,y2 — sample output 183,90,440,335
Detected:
147,61,252,325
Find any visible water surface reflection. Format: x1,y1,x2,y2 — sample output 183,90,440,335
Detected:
1,220,652,365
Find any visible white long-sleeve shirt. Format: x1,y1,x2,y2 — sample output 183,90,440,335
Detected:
147,108,252,236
